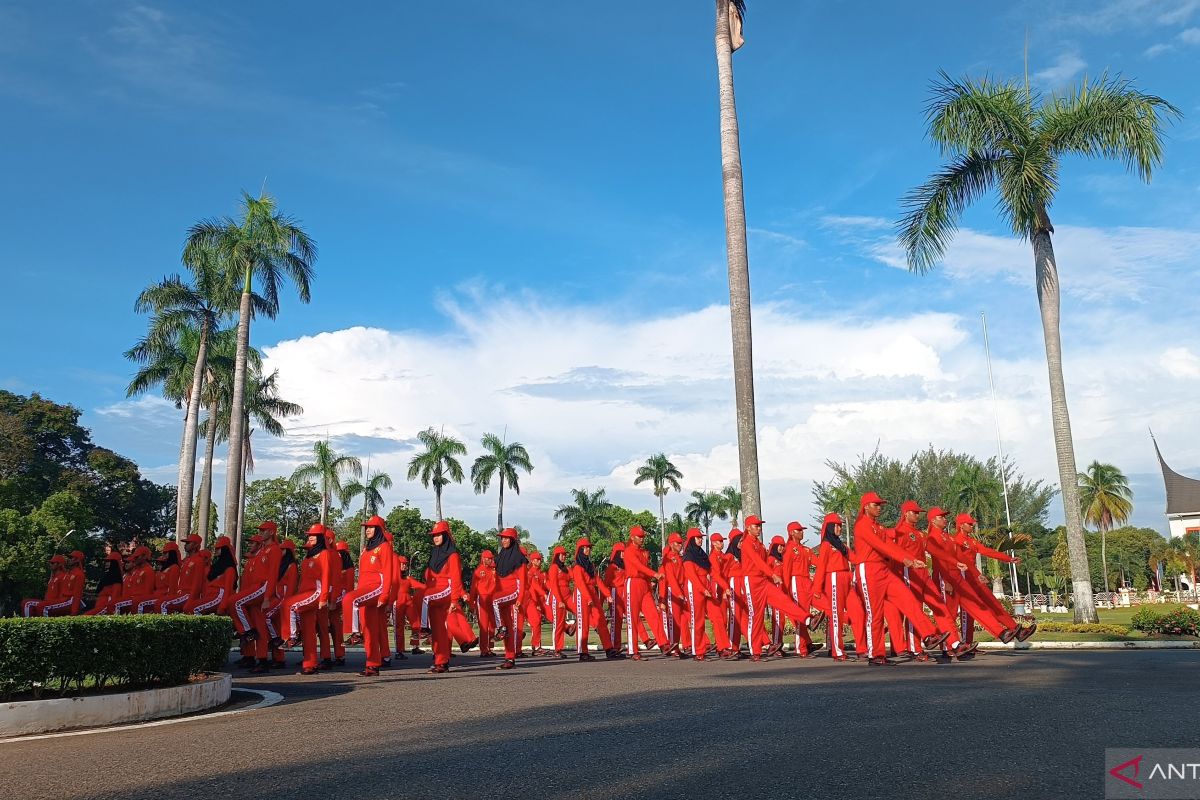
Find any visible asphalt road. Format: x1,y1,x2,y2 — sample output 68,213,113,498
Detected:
4,649,1196,800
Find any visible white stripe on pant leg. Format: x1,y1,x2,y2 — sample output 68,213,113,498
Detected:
625,579,634,656
830,573,842,658
687,581,697,655
575,590,583,652
234,584,266,632
192,588,223,615
858,564,875,658
728,579,736,643
743,577,755,651
42,599,73,616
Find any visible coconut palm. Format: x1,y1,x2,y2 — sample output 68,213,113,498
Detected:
821,477,860,544
949,463,1003,527
716,485,743,527
633,454,683,544
192,330,243,545
1078,461,1134,593
712,0,762,521
685,490,723,537
406,427,467,521
291,441,362,527
553,488,620,541
471,433,534,530
898,72,1177,621
343,469,394,550
664,512,688,536
187,192,316,541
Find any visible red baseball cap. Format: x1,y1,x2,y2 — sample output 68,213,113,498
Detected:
364,515,387,529
710,532,725,542
307,523,325,536
899,500,924,514
786,521,806,533
822,512,844,526
927,507,948,519
686,528,704,541
860,492,887,505
668,532,684,545
529,551,544,561
770,535,785,547
213,535,232,549
69,550,85,561
576,538,591,550
430,520,450,535
335,541,349,552
956,513,977,527
105,551,123,563
280,539,296,551
499,528,519,540
49,554,65,565
183,534,202,544
743,515,764,527
257,520,278,532
481,549,494,559
629,525,647,538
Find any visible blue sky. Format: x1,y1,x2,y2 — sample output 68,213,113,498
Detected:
2,1,1199,545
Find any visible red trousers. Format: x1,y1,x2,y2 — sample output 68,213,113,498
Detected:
231,581,271,659
421,584,454,668
897,567,962,652
521,597,544,649
475,597,497,655
727,577,747,650
548,594,574,652
811,571,866,658
685,577,730,657
574,588,614,653
624,577,667,656
941,569,1015,638
185,586,225,615
344,574,388,668
281,585,324,670
394,600,410,654
856,563,937,659
85,587,122,616
787,576,817,655
658,587,689,650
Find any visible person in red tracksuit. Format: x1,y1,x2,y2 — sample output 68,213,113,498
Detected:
888,501,964,661
622,525,671,660
265,539,298,668
766,536,788,656
232,522,283,672
724,531,749,658
114,547,156,615
852,493,951,665
23,555,66,617
570,538,618,661
470,550,499,658
705,532,734,658
738,519,813,661
421,520,470,674
781,523,823,657
810,514,863,661
38,551,84,616
159,535,205,614
278,525,335,675
391,552,413,661
660,533,690,656
190,537,238,615
681,529,722,660
138,544,181,614
345,516,394,676
522,551,548,655
492,528,528,669
547,545,575,658
324,535,350,666
86,552,125,615
953,514,1033,640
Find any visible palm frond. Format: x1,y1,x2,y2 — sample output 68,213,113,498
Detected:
926,71,1033,157
898,150,1002,273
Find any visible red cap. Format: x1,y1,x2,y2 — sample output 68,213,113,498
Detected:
956,513,977,528
552,546,566,558
280,539,296,551
481,549,494,559
576,538,591,550
770,535,785,547
383,530,393,543
249,533,264,544
395,554,408,564
744,515,765,527
729,528,743,539
860,491,887,506
197,549,211,561
431,520,451,535
213,535,232,550
499,527,519,540
183,534,202,544
364,515,387,529
822,512,844,526
786,521,806,533
49,554,65,564
927,507,948,519
69,550,85,561
306,523,325,536
900,500,924,514
326,529,336,545
335,541,349,552
105,551,123,563
529,551,543,561
133,546,151,560
257,520,278,533
668,532,684,545
162,542,179,554
686,528,704,541
710,532,725,543
519,546,528,555
629,525,646,538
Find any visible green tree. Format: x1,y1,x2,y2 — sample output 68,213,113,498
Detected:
553,488,620,554
470,433,533,530
290,440,362,527
685,490,722,537
407,427,467,521
898,71,1178,622
192,328,242,545
713,0,762,520
716,485,743,528
949,462,1003,529
187,192,316,542
1171,532,1200,597
343,469,394,550
1078,461,1134,593
633,453,683,544
242,477,324,540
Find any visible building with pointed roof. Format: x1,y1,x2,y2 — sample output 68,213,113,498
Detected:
1152,433,1200,540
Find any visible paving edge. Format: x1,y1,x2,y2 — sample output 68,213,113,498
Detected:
0,673,232,737
978,640,1200,650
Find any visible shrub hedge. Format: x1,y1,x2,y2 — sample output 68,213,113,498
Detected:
1033,622,1130,635
1130,605,1200,637
0,616,233,700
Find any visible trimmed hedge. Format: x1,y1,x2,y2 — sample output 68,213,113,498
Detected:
1033,622,1130,635
1131,606,1200,637
0,616,233,700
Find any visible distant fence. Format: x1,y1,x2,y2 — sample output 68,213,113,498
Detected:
1009,590,1198,609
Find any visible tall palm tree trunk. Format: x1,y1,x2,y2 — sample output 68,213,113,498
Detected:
658,494,666,540
435,486,444,522
497,481,504,531
715,0,762,519
1032,223,1098,623
236,433,249,544
197,397,219,546
174,321,209,540
222,280,252,539
1101,529,1109,593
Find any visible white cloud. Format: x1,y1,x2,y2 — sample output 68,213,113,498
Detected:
1033,52,1087,87
1144,42,1175,57
1049,0,1200,32
1180,26,1200,43
95,394,180,422
1161,347,1200,378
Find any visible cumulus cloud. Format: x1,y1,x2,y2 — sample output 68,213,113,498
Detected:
1161,347,1200,378
1033,52,1088,87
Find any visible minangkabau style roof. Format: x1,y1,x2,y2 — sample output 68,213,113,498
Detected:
1152,433,1200,515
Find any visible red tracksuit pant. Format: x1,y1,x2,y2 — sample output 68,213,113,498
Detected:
476,597,497,655
574,588,614,654
856,562,937,659
624,577,668,656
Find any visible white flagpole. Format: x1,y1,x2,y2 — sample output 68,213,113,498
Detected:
982,312,1022,610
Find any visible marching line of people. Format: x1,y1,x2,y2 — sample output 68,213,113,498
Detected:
18,491,1038,674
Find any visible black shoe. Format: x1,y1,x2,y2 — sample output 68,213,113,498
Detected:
235,655,255,668
922,632,951,651
496,659,515,670
269,659,287,670
605,649,626,660
419,627,432,636
495,627,508,642
953,641,979,658
553,650,568,660
381,658,391,668
320,658,334,669
394,652,407,660
460,638,479,654
999,628,1017,644
249,659,270,674
410,646,424,655
299,667,318,676
578,652,596,662
868,657,897,666
1015,622,1037,642
358,667,380,677
345,632,363,646
335,657,346,666
807,610,826,630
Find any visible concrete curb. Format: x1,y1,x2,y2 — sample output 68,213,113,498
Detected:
978,640,1200,650
0,673,232,737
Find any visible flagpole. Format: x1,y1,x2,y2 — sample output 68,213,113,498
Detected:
981,312,1022,612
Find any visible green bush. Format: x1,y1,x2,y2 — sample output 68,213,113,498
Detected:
1034,622,1130,635
1130,605,1200,636
0,616,233,700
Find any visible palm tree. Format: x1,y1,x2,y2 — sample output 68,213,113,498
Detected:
713,0,762,521
633,454,683,542
406,427,467,521
822,477,859,544
716,485,743,527
685,490,723,537
664,512,688,536
949,463,1003,527
193,329,241,546
187,191,316,541
343,469,394,550
1078,461,1134,593
553,488,620,541
898,72,1178,622
471,432,534,530
291,440,363,527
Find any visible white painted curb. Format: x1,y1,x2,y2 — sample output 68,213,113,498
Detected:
0,673,232,737
979,640,1200,650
